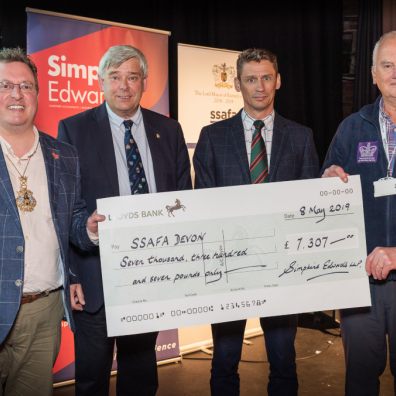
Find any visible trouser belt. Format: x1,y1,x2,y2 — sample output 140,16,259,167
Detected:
21,286,63,304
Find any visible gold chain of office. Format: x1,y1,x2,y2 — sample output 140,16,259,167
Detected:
5,151,37,212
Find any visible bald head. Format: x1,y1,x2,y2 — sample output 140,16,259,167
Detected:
372,31,396,67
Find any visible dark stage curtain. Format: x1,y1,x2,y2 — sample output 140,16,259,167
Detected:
352,0,382,111
1,0,343,163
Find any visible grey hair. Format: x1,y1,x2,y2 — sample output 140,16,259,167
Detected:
236,48,278,79
0,47,39,91
98,45,148,78
372,31,396,67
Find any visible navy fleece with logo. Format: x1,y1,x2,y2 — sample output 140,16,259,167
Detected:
322,96,396,278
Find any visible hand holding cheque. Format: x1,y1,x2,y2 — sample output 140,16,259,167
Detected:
97,176,370,336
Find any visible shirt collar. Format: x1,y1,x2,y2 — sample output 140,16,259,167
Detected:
379,97,393,124
106,103,143,129
241,109,274,131
0,127,40,160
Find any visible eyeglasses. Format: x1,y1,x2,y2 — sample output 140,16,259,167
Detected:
0,80,35,93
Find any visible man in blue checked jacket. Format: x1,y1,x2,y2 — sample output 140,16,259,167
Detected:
0,47,102,396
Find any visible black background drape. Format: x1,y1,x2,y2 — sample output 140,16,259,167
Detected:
352,0,382,112
0,0,343,163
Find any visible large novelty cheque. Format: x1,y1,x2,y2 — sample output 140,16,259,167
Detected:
97,176,370,336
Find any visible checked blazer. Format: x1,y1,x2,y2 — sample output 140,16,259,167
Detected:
0,132,93,344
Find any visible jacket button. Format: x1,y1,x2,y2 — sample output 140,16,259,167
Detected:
16,246,24,253
15,279,23,287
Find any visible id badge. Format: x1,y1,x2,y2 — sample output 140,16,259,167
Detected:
373,177,396,197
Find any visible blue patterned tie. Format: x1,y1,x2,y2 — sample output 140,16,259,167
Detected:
123,120,148,194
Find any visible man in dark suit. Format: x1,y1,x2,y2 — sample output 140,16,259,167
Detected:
0,48,101,396
193,48,319,396
58,45,192,396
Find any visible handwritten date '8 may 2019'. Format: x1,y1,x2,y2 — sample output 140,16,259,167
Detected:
284,202,352,224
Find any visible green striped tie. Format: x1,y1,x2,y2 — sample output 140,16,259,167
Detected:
250,120,269,183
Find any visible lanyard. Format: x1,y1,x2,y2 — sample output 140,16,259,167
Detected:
379,111,396,177
387,145,396,177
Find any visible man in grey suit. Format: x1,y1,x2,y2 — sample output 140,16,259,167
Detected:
58,45,192,396
0,48,102,396
193,48,319,396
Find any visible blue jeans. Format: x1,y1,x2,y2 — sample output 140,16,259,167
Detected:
210,315,298,396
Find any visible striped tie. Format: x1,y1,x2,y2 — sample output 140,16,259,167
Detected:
250,120,269,183
124,120,149,194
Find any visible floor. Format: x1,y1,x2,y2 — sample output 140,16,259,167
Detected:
54,313,394,396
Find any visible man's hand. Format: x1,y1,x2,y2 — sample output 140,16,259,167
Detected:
366,247,396,280
70,283,85,311
87,210,106,236
322,165,349,182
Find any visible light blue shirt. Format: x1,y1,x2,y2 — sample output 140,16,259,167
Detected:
106,103,157,195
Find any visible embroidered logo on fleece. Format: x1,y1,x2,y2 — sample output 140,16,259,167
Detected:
357,141,378,163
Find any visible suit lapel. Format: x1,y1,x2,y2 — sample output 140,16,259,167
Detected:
269,113,287,182
40,134,60,214
230,113,250,183
93,104,120,195
0,149,21,228
141,109,167,191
